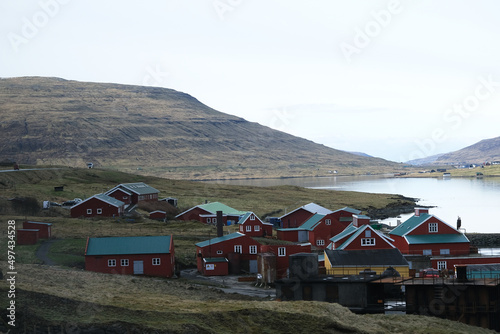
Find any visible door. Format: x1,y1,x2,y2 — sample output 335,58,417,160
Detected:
249,260,258,273
133,260,144,274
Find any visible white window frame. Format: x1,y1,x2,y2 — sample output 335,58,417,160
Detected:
361,238,376,246
316,239,325,246
429,223,438,233
97,208,102,215
278,247,286,257
87,209,92,215
437,261,447,270
121,259,129,266
246,225,252,232
213,218,217,223
250,214,255,221
108,259,116,267
152,258,161,265
254,225,260,232
249,245,257,254
325,219,331,225
234,245,242,254
216,250,223,255
206,218,211,223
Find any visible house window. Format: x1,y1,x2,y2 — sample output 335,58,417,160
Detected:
278,247,286,257
423,249,432,256
152,258,161,265
249,245,257,254
437,261,447,270
213,218,217,224
207,218,211,223
429,223,438,233
316,239,325,246
234,245,242,254
97,208,102,214
365,230,371,238
216,250,223,255
121,259,129,266
250,214,255,221
325,219,331,225
123,196,128,200
108,259,116,267
87,209,92,215
361,238,375,246
254,225,260,232
440,249,450,255
239,225,243,232
246,225,252,232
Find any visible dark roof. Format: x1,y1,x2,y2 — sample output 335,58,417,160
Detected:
86,235,172,255
25,221,52,226
325,248,408,267
203,257,228,263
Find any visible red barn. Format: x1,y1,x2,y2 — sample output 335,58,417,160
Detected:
238,212,273,237
149,210,167,220
105,182,159,206
195,232,261,275
85,235,175,278
176,202,246,226
279,203,332,228
23,221,52,239
389,208,470,256
17,229,39,245
70,194,125,218
260,243,312,278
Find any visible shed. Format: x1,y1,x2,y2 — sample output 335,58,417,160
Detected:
23,221,52,239
17,229,39,245
202,258,229,276
85,235,175,278
149,210,167,220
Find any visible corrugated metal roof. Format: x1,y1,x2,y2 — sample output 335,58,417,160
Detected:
120,182,159,195
299,213,325,231
26,221,52,226
334,207,362,215
389,213,431,237
336,225,395,250
203,257,228,263
86,235,172,256
279,202,332,219
405,233,469,245
325,248,409,267
198,202,247,216
195,232,245,248
94,194,125,207
329,224,358,243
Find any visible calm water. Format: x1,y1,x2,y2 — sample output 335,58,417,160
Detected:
206,175,500,233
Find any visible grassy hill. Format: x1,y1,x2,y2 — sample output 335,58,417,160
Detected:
434,136,500,165
0,77,406,179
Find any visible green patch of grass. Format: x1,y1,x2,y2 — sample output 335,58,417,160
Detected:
48,238,86,268
13,243,43,264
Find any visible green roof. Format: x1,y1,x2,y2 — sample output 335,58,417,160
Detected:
198,202,247,216
195,232,245,248
389,213,431,237
330,223,358,243
86,235,172,256
120,182,159,195
203,257,228,263
299,213,325,231
405,233,469,245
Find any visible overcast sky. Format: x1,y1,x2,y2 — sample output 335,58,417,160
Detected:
2,0,500,162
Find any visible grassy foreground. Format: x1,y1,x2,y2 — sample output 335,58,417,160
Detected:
0,263,494,334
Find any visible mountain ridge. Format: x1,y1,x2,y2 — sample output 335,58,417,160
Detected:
0,76,402,179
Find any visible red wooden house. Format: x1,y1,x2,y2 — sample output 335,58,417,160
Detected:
329,224,395,251
431,255,500,272
23,221,52,239
70,194,125,218
238,212,273,237
149,210,167,220
105,182,159,206
329,207,362,234
260,243,312,278
279,203,332,228
176,202,247,226
389,208,470,256
195,232,261,275
85,235,175,278
17,229,39,245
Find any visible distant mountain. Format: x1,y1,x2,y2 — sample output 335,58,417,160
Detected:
406,153,445,166
434,136,500,165
0,77,402,179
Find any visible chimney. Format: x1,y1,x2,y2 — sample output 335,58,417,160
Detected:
415,207,429,217
353,214,370,227
216,210,223,237
457,216,462,230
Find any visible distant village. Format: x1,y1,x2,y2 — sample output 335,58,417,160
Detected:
17,181,500,331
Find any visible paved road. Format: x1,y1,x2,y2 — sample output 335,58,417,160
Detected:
35,239,57,266
181,269,276,299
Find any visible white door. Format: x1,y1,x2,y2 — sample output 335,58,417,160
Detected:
133,260,144,274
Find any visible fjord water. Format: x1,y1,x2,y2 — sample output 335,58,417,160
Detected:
208,175,500,233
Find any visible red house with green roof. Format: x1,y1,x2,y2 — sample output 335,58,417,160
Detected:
238,212,273,237
176,202,247,226
389,208,470,256
85,235,175,278
328,224,395,251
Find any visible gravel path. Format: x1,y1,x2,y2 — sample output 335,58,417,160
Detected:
35,239,57,266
